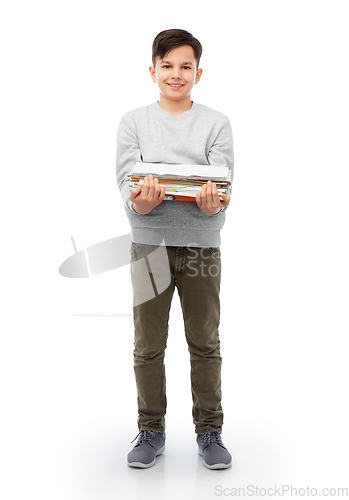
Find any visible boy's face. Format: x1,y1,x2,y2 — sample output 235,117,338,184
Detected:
149,45,202,103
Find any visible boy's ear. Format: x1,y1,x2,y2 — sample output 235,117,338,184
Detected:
149,65,156,82
195,68,203,85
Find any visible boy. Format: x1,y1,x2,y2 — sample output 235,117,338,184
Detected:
116,29,234,469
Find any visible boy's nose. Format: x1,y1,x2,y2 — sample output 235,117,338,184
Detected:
171,68,181,79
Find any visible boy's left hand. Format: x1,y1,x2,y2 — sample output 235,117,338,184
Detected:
196,181,230,215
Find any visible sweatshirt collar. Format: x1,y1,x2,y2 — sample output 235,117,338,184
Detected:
152,101,197,120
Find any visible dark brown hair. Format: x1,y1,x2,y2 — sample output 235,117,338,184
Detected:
152,29,203,69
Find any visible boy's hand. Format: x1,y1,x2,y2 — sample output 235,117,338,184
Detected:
130,174,166,214
196,180,230,215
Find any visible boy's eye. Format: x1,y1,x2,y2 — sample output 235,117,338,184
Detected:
162,65,192,70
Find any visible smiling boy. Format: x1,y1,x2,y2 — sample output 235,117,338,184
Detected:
116,29,234,470
149,44,202,116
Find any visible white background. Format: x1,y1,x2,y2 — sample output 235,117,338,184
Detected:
1,0,348,499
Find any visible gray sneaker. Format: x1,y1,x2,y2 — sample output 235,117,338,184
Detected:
197,429,232,469
127,430,166,468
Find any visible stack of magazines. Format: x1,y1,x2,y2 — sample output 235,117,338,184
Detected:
128,162,231,201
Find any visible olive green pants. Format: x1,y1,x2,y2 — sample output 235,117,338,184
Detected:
130,243,223,435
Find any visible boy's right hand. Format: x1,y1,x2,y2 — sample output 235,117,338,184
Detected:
130,174,166,214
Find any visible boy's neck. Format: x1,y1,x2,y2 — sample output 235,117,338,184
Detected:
157,96,193,116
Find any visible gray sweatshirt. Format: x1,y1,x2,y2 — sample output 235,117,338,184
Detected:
116,101,234,247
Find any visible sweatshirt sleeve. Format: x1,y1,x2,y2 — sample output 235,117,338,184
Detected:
116,114,142,214
207,117,234,215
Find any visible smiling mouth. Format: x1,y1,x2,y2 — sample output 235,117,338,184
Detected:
167,83,184,87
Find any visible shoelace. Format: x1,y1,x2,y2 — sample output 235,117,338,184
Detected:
131,430,157,448
201,429,226,450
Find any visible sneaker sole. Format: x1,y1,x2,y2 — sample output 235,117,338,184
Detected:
198,448,232,470
127,444,166,469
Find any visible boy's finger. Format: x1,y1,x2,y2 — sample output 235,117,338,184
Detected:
200,185,206,204
130,185,142,201
196,186,205,207
159,185,166,199
146,175,155,197
206,181,213,201
130,185,142,197
142,177,150,196
212,182,221,202
148,175,157,190
222,194,230,206
151,177,159,197
154,180,161,196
